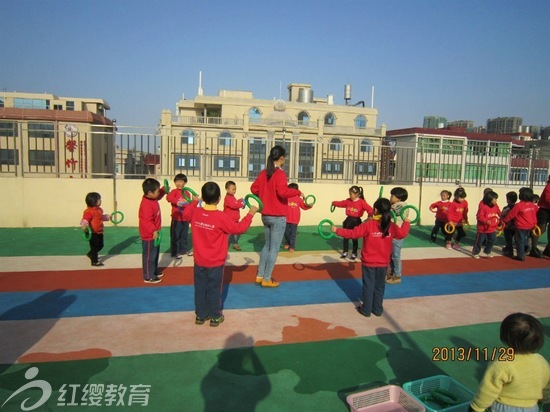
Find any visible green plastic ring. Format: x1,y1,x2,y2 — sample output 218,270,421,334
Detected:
400,205,419,224
390,210,397,223
330,205,336,213
182,187,198,202
304,195,316,207
154,231,162,247
318,219,335,240
164,179,170,193
244,194,264,212
110,211,124,225
378,186,384,199
82,228,92,241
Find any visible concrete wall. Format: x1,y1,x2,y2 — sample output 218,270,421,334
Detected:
0,176,533,228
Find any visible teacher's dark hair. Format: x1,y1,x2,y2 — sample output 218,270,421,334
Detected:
266,145,286,180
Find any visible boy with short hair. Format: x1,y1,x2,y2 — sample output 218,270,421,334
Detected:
166,173,191,259
501,191,518,257
223,180,245,251
139,178,166,284
386,187,408,285
183,181,259,327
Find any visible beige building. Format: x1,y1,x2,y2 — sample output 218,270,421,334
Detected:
0,91,114,177
159,83,386,183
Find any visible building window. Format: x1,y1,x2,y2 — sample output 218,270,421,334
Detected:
29,150,55,166
214,156,240,171
28,122,55,138
298,111,309,126
441,139,462,155
0,98,3,108
219,131,232,146
0,122,18,137
329,137,342,151
0,149,19,165
324,113,336,126
249,107,261,121
53,104,63,110
66,101,75,111
181,129,195,145
355,162,376,175
419,137,440,154
174,155,200,170
14,98,49,110
355,115,367,128
360,139,372,153
322,161,343,174
248,137,266,179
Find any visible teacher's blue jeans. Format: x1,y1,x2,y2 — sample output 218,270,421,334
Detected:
258,215,286,281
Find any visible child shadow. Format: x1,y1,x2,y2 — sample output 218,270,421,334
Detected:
201,333,270,412
292,255,361,304
449,336,487,382
221,258,254,305
102,235,140,262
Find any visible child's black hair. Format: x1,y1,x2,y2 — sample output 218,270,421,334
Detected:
142,178,160,195
349,185,365,200
506,191,518,204
533,194,540,203
518,187,534,202
441,190,452,198
454,187,467,199
482,190,498,206
500,313,544,354
483,187,493,196
390,187,408,202
85,192,101,207
202,181,221,204
373,198,392,237
225,180,236,189
288,183,299,190
174,173,187,183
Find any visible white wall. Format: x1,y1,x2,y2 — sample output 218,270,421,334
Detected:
0,176,530,228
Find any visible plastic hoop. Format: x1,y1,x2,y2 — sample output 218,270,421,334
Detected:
532,225,542,237
82,228,92,241
318,219,335,240
330,204,336,213
400,205,419,224
244,194,263,212
164,179,170,193
110,211,124,225
182,187,198,202
378,186,384,199
154,231,162,247
444,222,456,234
304,194,316,207
390,210,397,223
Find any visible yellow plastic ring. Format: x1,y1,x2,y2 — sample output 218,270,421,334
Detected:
532,225,542,237
444,222,456,234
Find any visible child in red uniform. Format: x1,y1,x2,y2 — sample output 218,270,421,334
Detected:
472,190,501,259
139,178,166,284
429,190,452,243
332,198,410,317
166,173,191,259
283,183,312,252
331,185,373,260
223,180,245,251
502,187,538,261
444,187,469,250
183,181,258,326
80,192,110,266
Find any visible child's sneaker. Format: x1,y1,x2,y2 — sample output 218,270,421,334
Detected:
452,242,461,250
349,253,357,260
386,275,401,284
445,242,452,250
283,244,289,250
232,244,241,251
144,277,162,284
210,315,225,327
472,254,480,259
289,248,295,253
340,252,348,259
195,316,210,325
483,252,494,258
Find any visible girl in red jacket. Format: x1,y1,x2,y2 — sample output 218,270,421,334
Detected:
331,186,373,260
80,192,110,266
332,198,410,317
472,191,501,259
250,145,302,288
444,187,469,250
283,183,312,252
429,190,452,243
502,187,538,261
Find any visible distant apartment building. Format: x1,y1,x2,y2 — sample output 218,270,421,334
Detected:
423,115,448,129
158,82,386,183
0,91,114,177
447,120,474,130
486,117,522,134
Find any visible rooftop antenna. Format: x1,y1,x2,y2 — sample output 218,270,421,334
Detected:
198,71,203,96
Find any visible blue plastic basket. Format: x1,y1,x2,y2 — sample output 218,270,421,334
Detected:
402,375,474,412
347,385,426,412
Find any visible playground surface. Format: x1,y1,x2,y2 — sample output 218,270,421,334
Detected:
0,225,549,411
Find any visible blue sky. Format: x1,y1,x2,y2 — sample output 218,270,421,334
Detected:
1,0,549,130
